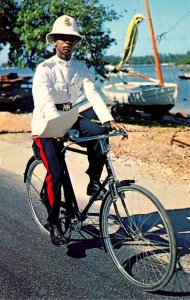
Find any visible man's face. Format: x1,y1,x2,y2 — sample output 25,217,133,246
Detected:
53,34,80,60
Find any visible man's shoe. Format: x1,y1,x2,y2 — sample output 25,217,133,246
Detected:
87,179,107,199
49,222,68,246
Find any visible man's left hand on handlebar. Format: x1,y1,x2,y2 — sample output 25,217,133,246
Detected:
104,120,128,139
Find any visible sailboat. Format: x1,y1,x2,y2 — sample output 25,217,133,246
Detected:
178,69,190,80
102,0,178,115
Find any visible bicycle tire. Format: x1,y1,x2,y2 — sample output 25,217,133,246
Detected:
100,181,177,291
26,159,50,235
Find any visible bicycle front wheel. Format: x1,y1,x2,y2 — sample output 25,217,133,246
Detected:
100,182,177,291
26,159,49,235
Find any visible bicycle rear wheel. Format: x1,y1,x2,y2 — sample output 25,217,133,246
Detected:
100,181,177,291
25,159,76,238
25,159,100,242
26,159,50,235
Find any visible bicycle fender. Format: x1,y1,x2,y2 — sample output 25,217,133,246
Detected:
119,179,135,185
23,156,36,183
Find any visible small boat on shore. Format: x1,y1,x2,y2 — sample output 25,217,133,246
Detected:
178,72,190,80
0,72,33,112
103,80,177,114
0,72,32,88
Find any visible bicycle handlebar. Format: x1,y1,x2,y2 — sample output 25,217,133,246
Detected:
65,128,127,145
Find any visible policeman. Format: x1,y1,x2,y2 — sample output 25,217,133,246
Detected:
32,15,126,246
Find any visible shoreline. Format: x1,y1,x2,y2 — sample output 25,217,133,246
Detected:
0,64,190,115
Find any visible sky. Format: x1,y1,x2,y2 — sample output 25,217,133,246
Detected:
100,0,190,57
0,0,190,65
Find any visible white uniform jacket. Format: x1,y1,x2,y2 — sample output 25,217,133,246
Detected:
31,55,113,136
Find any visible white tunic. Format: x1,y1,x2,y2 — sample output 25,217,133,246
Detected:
31,55,113,136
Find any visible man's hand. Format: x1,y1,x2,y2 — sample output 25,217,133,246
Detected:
109,120,128,139
109,120,124,130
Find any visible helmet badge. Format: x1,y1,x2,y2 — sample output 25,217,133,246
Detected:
64,17,72,26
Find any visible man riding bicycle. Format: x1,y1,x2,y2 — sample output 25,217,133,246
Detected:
32,15,126,246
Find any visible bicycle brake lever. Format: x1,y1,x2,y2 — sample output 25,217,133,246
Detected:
119,128,128,140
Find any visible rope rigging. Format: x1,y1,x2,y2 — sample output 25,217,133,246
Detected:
156,10,190,44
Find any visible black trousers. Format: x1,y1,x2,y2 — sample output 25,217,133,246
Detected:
34,117,109,224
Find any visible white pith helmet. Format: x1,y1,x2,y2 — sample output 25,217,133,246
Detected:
46,15,83,44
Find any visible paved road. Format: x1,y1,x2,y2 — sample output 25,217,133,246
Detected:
1,169,190,299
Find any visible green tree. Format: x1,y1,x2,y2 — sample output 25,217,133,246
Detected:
0,0,19,58
10,0,120,76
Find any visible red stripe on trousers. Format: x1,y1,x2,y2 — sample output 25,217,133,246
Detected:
34,138,54,207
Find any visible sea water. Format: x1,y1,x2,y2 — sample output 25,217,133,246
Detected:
0,65,189,115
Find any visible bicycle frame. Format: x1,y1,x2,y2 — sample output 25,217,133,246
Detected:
24,130,129,224
60,133,124,222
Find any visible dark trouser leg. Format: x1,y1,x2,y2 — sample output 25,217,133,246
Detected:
34,138,63,224
72,118,109,180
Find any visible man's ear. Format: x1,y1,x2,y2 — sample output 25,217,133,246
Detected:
53,41,57,46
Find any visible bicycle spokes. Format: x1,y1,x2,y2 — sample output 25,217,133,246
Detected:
101,183,177,291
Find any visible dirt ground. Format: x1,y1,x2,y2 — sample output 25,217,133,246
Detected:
110,124,190,185
0,111,189,186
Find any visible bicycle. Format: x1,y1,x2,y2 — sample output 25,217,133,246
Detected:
24,129,177,292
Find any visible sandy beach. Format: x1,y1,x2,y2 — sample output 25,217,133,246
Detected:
0,111,189,205
0,111,189,185
0,111,189,212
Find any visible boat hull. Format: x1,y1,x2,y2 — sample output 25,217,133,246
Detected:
178,75,190,80
102,81,178,113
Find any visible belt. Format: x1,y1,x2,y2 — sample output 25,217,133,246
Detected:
56,102,72,111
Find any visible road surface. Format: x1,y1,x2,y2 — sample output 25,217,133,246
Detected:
1,168,190,299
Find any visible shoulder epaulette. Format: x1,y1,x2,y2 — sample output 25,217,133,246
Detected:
41,62,55,68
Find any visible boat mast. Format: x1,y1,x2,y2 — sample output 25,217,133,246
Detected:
144,0,164,86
